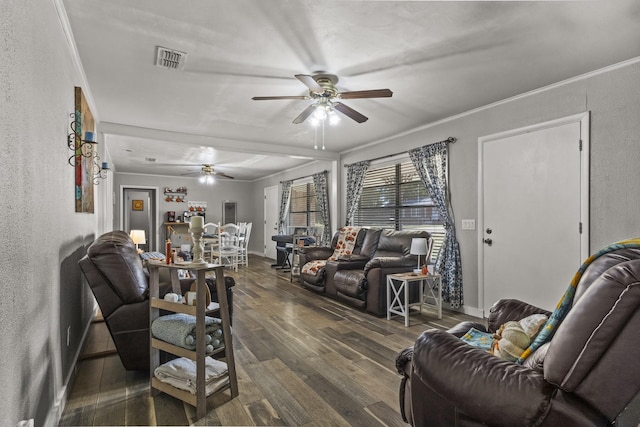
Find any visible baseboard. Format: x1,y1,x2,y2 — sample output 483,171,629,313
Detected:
44,304,97,427
446,304,484,319
461,305,484,318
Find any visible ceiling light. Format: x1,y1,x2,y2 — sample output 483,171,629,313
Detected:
313,105,328,121
328,110,341,126
200,175,214,185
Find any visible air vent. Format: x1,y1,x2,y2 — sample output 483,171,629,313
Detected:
155,46,187,70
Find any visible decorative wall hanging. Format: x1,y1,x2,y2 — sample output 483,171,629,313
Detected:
132,200,144,211
72,87,95,213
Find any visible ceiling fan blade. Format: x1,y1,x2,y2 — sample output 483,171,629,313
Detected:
339,89,393,99
252,95,309,101
333,102,368,123
295,74,324,94
292,104,317,124
213,171,235,179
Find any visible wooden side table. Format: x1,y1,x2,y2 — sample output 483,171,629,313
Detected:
387,272,442,326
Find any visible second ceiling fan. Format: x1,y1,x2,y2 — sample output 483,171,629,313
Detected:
252,73,392,124
181,164,234,180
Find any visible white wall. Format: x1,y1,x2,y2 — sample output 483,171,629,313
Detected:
340,59,640,313
251,160,337,258
114,173,254,251
0,0,109,425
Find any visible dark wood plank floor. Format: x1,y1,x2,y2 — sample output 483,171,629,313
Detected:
59,255,480,426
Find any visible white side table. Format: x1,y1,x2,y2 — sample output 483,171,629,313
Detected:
387,272,442,326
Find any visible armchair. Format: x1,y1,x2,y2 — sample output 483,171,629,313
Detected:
396,241,640,426
298,227,368,293
79,231,234,370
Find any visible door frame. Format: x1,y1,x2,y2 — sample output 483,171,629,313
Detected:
477,112,590,314
264,185,279,259
120,185,160,251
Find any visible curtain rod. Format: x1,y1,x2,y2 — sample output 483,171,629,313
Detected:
344,136,456,167
280,169,328,184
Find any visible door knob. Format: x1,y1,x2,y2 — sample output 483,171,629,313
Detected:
483,238,492,246
486,228,492,234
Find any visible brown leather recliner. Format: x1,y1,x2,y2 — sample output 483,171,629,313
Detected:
299,228,430,316
396,244,640,427
298,228,369,293
79,231,234,370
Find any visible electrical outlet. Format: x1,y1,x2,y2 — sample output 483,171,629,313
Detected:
461,219,476,230
67,326,71,347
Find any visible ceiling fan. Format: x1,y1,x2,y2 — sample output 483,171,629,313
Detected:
180,164,234,180
252,73,392,124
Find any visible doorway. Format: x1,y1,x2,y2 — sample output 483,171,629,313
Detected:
122,187,157,252
478,113,589,314
264,185,279,260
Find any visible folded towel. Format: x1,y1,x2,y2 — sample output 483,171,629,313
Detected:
151,313,224,352
154,356,229,396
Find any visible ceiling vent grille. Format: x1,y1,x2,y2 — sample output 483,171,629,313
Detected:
155,46,187,70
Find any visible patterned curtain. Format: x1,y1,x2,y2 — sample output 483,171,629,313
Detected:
278,180,293,235
345,160,370,226
409,142,463,308
312,171,331,246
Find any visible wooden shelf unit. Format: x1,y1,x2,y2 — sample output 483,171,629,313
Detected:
147,262,238,419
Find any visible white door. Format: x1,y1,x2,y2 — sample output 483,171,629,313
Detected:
479,114,589,314
264,185,279,260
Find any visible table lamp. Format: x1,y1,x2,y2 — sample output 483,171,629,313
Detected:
410,238,428,273
129,229,146,252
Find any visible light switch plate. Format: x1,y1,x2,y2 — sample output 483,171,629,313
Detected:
461,219,476,230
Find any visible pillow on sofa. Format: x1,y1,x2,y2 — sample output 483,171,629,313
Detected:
492,314,548,362
460,313,548,362
301,226,361,275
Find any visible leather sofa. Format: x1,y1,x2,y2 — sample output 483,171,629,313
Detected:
299,228,430,316
396,243,640,427
79,231,234,370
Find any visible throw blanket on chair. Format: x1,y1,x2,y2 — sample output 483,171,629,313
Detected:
301,226,361,276
516,238,640,363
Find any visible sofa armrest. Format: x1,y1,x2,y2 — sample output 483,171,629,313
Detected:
412,329,554,427
487,299,552,333
299,246,334,264
396,346,415,424
364,256,415,274
326,256,370,271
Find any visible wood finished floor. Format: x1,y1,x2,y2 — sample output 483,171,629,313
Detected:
59,255,480,426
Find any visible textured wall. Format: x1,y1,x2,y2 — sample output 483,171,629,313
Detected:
114,173,255,251
339,60,640,312
0,0,102,425
251,160,337,259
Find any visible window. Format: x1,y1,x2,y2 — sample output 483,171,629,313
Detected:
353,161,445,261
288,182,323,235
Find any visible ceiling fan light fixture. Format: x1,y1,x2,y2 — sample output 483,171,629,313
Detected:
312,105,328,121
328,110,341,126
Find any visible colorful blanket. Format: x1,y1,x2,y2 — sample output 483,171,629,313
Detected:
516,238,640,363
301,226,361,275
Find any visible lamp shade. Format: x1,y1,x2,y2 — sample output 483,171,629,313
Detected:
129,229,146,245
410,238,428,256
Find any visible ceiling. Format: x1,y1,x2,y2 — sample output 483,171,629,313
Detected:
62,0,640,181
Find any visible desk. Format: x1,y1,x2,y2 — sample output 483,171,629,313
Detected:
271,235,293,268
387,272,442,327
